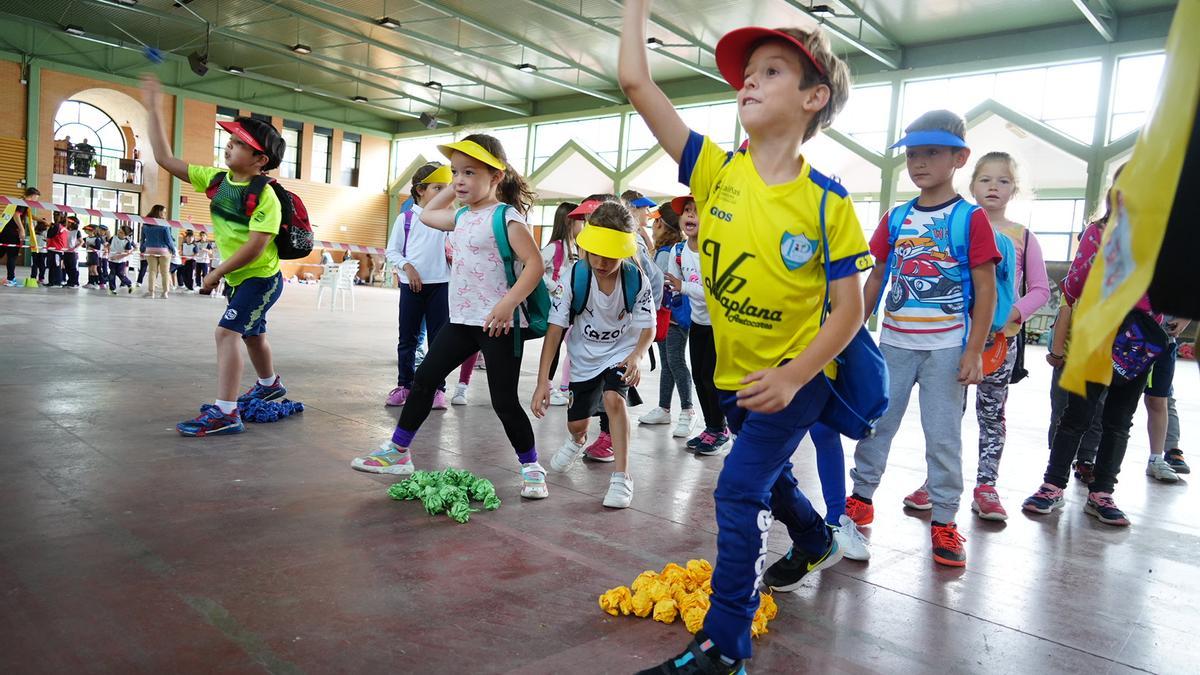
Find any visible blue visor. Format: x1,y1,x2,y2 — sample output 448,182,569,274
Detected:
890,130,967,149
630,196,656,208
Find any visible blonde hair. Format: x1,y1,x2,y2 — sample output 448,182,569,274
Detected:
754,27,851,141
971,151,1020,193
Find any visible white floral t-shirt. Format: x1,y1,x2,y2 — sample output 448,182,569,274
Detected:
448,203,530,328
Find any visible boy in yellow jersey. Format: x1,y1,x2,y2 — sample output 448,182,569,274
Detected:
620,2,870,672
142,75,288,437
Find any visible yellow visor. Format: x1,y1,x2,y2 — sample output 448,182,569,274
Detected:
438,140,506,171
576,224,637,259
422,164,452,185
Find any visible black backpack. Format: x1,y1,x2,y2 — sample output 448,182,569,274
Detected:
205,173,314,260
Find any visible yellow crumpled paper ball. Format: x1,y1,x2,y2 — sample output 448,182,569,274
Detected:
598,559,777,639
652,598,678,624
599,586,633,616
631,588,656,618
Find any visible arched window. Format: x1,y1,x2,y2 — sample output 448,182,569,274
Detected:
54,100,126,158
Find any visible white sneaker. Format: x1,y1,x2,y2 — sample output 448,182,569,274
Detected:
603,472,634,508
451,383,468,406
1147,456,1180,482
639,407,672,425
549,388,569,406
672,409,697,438
520,462,549,499
834,514,871,561
549,437,587,472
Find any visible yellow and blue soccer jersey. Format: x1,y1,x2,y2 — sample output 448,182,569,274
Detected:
678,131,871,390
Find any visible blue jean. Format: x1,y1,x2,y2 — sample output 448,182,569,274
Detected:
703,378,831,660
398,283,448,389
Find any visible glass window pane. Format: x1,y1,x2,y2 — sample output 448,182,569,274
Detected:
533,116,620,170
118,191,139,214
393,133,454,177
53,183,65,206
836,84,892,151
1112,53,1166,115
458,126,529,175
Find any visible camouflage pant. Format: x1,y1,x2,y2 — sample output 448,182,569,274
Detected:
975,337,1018,486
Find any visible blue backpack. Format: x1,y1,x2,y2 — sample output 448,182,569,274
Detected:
568,258,643,322
880,198,1016,340
667,242,693,329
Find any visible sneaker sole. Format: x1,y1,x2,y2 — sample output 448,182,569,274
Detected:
932,553,967,567
971,501,1009,521
584,453,615,463
384,400,407,407
769,542,845,592
350,461,415,475
1083,502,1130,526
602,497,632,508
903,499,933,510
672,428,693,438
1167,464,1190,474
521,488,549,499
1021,499,1064,515
1146,468,1180,482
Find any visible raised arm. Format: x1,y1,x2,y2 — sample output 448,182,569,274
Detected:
139,75,189,181
619,0,690,162
414,181,459,231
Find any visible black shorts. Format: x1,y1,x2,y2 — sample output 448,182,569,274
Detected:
219,273,283,338
567,367,643,422
1145,342,1177,398
86,252,98,265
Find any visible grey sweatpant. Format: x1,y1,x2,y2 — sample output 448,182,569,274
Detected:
851,344,966,524
1167,396,1181,449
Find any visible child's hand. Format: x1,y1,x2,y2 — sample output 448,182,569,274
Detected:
665,273,682,292
531,381,551,418
958,350,983,385
202,268,223,292
483,299,516,336
140,74,162,108
737,366,804,413
616,355,641,387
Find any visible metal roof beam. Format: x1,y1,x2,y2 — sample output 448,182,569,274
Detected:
301,0,621,104
238,0,533,111
79,0,467,118
408,0,617,85
518,0,725,83
780,1,901,70
1072,0,1119,42
602,0,714,56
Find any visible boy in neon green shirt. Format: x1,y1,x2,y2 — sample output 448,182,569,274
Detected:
142,75,290,437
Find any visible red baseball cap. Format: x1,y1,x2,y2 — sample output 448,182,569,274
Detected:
715,27,827,91
568,199,604,219
217,120,266,153
669,195,695,215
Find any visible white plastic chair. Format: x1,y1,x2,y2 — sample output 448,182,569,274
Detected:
315,263,342,310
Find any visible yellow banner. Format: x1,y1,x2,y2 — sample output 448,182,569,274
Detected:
1061,0,1199,393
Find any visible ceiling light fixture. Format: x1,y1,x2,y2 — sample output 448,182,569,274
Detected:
810,4,837,18
352,95,368,103
425,80,443,90
646,37,664,50
63,25,86,36
227,65,244,74
293,86,303,92
291,43,312,55
516,63,537,73
376,17,400,29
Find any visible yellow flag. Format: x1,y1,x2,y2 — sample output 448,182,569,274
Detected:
1061,0,1200,394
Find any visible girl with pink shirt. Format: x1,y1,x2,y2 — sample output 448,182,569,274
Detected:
351,134,550,499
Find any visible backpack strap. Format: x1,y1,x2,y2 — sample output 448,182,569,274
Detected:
401,211,415,257
946,200,977,346
674,241,685,274
203,171,227,199
874,198,917,318
620,259,642,316
552,240,566,282
244,175,272,218
569,259,591,324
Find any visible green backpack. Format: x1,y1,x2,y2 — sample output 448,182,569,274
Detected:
456,204,551,355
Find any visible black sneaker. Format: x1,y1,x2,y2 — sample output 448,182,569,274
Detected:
1072,460,1096,485
762,526,842,592
696,428,732,456
1166,449,1191,474
636,631,746,675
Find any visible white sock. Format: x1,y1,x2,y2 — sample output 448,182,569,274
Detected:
215,399,237,414
455,382,468,393
257,374,277,386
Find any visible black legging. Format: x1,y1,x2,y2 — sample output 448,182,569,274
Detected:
397,322,536,457
138,259,148,284
2,247,18,281
108,261,132,290
688,322,726,432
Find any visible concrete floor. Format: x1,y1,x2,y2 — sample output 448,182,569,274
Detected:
1,274,1196,674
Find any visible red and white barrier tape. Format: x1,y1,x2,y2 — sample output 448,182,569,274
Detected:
0,196,387,255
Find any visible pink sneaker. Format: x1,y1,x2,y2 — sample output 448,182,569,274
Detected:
584,432,614,462
903,485,933,510
386,386,410,407
432,390,449,410
971,484,1008,521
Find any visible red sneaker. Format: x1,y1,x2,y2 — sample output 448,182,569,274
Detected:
846,495,874,526
584,432,614,462
903,485,933,510
971,484,1008,521
931,522,967,567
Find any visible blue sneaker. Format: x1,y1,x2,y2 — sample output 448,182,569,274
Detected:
237,376,286,404
177,404,245,437
635,631,746,675
695,428,731,456
1022,483,1065,515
